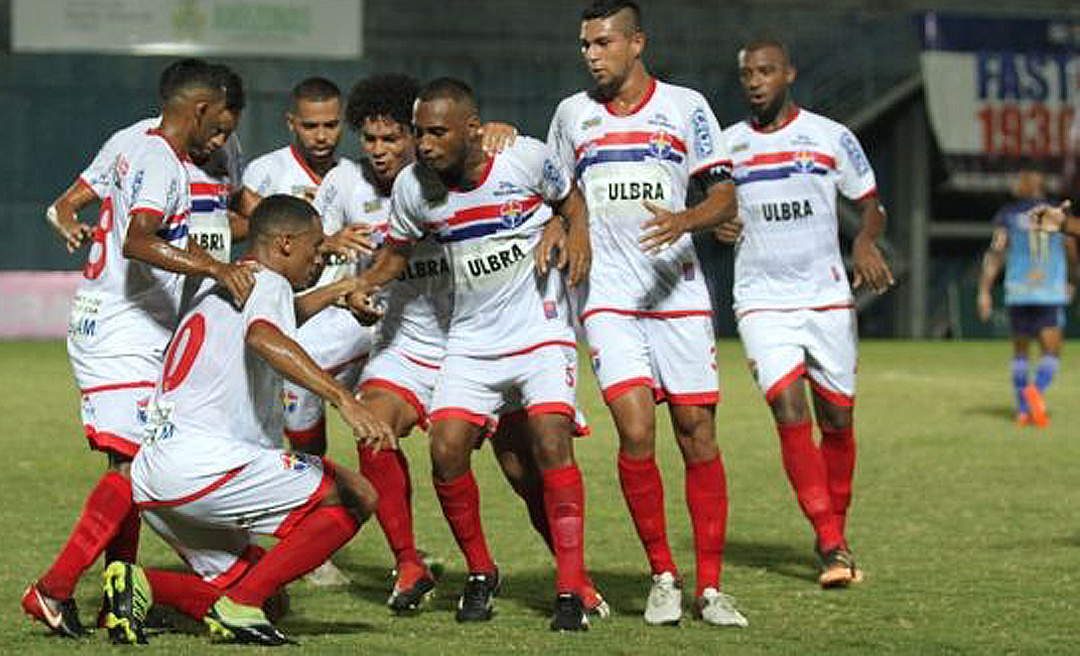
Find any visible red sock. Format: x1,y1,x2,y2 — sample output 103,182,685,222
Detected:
617,453,677,576
145,569,219,620
433,471,495,574
777,421,843,551
358,445,420,568
228,505,359,607
542,465,586,594
39,471,133,599
104,506,141,565
820,424,856,538
685,456,728,596
286,416,326,456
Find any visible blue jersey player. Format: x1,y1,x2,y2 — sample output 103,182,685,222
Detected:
978,170,1077,426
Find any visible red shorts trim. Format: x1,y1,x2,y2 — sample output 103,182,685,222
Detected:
808,378,854,408
285,416,325,447
662,390,720,407
525,402,575,421
764,363,807,404
360,378,429,430
738,304,853,319
429,407,489,428
208,544,262,590
581,308,713,323
274,458,335,539
84,426,140,459
81,380,155,395
135,465,246,509
602,376,657,405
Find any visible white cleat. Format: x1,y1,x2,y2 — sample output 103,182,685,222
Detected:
644,571,682,625
303,560,351,587
697,588,748,627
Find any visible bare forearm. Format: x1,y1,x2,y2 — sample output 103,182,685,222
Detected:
295,277,357,325
357,246,408,292
123,232,220,278
248,324,351,409
679,181,738,232
979,250,1004,293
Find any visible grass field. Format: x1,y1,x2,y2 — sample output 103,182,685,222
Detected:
0,340,1077,655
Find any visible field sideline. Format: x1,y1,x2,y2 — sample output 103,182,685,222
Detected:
0,340,1076,655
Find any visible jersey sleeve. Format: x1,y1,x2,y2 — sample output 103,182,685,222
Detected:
128,147,184,220
518,138,572,204
684,91,730,178
546,100,579,182
243,272,297,340
241,154,274,198
79,129,128,199
834,126,877,201
386,171,427,245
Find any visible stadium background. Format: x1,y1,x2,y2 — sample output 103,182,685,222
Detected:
2,0,1079,340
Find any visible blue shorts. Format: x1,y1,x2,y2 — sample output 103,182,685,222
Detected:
1008,305,1065,338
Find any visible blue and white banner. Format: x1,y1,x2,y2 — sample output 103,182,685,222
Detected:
921,12,1080,191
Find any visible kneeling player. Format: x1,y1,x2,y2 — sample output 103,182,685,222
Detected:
115,196,393,645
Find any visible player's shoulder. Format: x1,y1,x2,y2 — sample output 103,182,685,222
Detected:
322,156,364,186
796,108,854,139
392,162,426,204
655,80,708,105
504,135,549,161
246,145,292,171
553,91,595,120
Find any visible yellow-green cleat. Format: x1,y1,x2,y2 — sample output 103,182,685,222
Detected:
101,561,152,644
204,596,296,646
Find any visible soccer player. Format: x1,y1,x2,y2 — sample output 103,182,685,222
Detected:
22,58,256,638
118,194,394,646
352,78,593,631
46,64,247,263
338,74,604,616
722,38,893,587
978,170,1076,427
547,0,745,626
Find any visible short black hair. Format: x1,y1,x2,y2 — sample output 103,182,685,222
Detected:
581,0,641,32
740,37,792,65
159,58,224,104
345,74,419,132
416,77,478,115
250,194,319,239
290,76,341,111
212,64,245,113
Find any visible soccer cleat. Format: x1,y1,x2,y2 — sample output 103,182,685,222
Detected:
643,571,682,626
21,583,89,638
581,582,610,619
302,559,351,586
387,561,436,613
204,597,296,646
550,593,589,631
1015,412,1032,427
101,561,152,644
1023,386,1049,427
263,587,290,624
817,546,864,588
696,588,748,627
455,569,500,623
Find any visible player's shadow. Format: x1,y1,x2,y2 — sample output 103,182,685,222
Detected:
722,538,819,583
968,404,1018,421
279,617,378,636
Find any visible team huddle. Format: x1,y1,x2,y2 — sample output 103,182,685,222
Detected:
24,0,894,645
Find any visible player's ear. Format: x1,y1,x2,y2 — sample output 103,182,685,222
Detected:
630,29,646,58
786,64,798,85
286,111,297,137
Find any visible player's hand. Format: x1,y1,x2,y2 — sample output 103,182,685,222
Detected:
536,217,566,276
212,260,260,307
639,201,686,254
324,224,377,260
480,122,518,156
1030,201,1071,232
852,235,894,294
563,220,591,287
344,288,384,326
46,204,94,253
340,394,396,452
714,217,743,244
976,289,992,322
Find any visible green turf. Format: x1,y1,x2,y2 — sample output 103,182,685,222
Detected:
0,340,1076,654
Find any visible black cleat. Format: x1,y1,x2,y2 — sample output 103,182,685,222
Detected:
21,583,89,638
454,569,500,623
204,597,297,646
550,593,589,632
387,564,436,614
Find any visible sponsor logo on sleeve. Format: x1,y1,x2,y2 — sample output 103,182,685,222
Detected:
840,131,870,176
691,107,714,158
542,159,567,197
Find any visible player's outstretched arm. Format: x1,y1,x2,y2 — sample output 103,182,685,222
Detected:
246,320,395,449
639,180,738,254
544,187,591,286
46,181,98,253
345,240,411,307
124,211,258,305
851,194,895,294
293,275,383,326
977,228,1007,321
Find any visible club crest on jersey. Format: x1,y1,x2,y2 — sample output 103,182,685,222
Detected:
500,199,525,228
281,452,317,472
543,300,557,319
649,131,674,159
793,151,816,173
136,396,150,424
282,390,299,414
691,108,714,158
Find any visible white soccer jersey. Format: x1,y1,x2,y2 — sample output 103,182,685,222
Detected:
723,108,877,313
134,269,298,499
67,128,191,360
547,79,728,318
242,145,328,203
311,157,389,285
389,137,573,358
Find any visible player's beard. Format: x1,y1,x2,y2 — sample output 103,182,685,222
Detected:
413,160,449,205
751,92,789,129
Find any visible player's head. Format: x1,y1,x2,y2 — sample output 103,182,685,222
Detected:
413,77,482,177
190,64,245,165
287,77,343,169
250,194,325,291
737,38,797,124
1011,169,1046,200
345,74,419,188
159,58,229,155
579,0,645,100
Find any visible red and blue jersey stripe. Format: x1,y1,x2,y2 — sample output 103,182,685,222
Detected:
732,150,836,186
574,130,687,179
434,194,544,243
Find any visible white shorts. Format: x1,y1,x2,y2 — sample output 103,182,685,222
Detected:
430,343,579,428
69,353,160,458
135,450,332,586
736,307,857,406
583,311,719,406
283,306,374,434
357,345,442,430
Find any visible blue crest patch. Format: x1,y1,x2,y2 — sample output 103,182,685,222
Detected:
281,452,317,472
840,131,870,177
793,151,816,173
649,131,674,159
691,108,714,158
500,199,525,228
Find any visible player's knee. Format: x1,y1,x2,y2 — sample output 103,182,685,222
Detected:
330,465,378,521
528,414,574,469
429,429,473,481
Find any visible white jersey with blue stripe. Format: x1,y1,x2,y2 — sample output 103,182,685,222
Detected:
723,108,877,313
547,79,727,318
